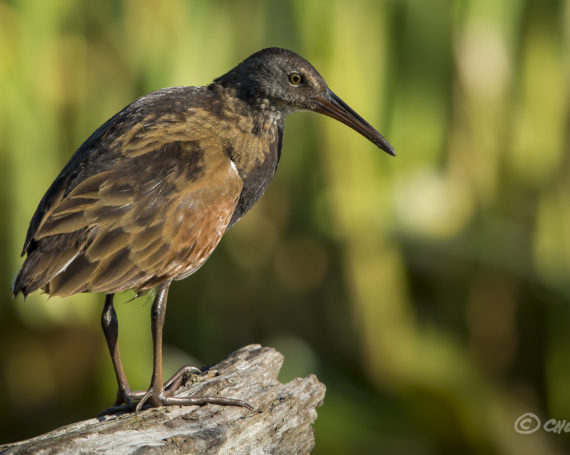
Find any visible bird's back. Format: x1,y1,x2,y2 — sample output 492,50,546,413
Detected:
12,85,248,297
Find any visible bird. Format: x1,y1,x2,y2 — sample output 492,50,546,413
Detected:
12,47,395,413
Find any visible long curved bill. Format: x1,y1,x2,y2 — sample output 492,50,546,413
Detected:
312,90,396,156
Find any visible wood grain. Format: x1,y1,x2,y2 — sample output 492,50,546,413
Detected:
0,345,326,455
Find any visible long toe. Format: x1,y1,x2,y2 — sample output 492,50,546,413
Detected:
135,386,159,412
98,403,133,417
163,395,254,410
114,387,149,407
134,366,254,412
135,388,253,411
110,366,251,413
99,387,150,416
163,365,202,393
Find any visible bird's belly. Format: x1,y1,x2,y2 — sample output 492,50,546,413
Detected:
132,169,241,290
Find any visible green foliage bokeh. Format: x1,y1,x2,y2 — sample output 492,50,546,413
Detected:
0,1,569,454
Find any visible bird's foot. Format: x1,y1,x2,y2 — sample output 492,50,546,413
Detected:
98,366,202,416
135,365,253,412
135,388,253,412
98,365,252,415
98,385,148,416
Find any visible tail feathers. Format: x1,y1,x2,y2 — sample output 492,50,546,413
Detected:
11,271,28,297
12,267,38,298
12,247,80,298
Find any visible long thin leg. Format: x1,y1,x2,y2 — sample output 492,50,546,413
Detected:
135,281,252,411
149,280,171,406
136,280,171,410
101,294,134,408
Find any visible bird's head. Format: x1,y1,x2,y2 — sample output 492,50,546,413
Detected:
214,48,395,156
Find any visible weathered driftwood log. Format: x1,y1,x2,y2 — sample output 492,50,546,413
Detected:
0,345,326,455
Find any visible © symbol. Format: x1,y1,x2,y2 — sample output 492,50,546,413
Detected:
514,412,541,434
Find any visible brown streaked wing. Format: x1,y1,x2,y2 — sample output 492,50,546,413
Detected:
30,173,109,242
43,139,242,296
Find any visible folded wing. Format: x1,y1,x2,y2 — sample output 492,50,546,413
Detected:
13,138,242,297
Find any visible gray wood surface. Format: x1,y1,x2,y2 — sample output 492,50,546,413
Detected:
0,345,325,455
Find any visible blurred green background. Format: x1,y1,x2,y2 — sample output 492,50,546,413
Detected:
1,0,569,453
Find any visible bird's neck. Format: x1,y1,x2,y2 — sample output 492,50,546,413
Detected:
207,82,284,172
209,76,290,118
207,84,285,227
226,118,283,228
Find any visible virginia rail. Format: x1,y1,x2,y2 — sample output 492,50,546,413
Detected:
12,48,395,413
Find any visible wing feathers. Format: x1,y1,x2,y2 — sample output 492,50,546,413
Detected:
48,255,96,296
51,197,98,217
85,227,131,260
136,243,172,271
90,249,133,289
35,212,88,238
15,132,243,296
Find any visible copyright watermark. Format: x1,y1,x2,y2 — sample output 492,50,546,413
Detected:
514,413,541,434
515,412,570,435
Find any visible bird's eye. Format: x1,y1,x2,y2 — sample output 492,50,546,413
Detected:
288,72,303,85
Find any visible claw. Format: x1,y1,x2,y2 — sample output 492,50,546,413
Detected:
164,365,201,392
